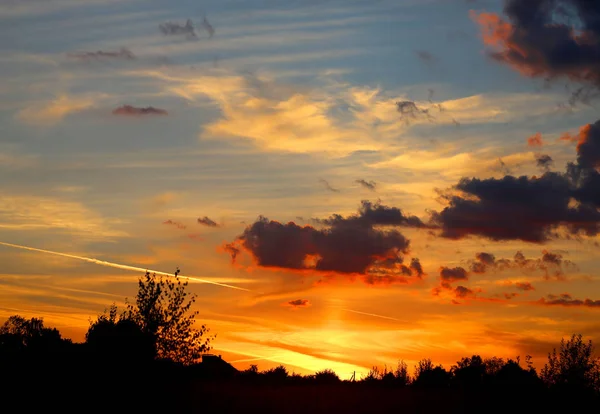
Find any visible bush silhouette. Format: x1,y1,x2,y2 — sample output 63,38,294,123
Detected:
86,304,155,365
413,358,451,388
314,368,341,385
541,333,600,392
0,315,66,353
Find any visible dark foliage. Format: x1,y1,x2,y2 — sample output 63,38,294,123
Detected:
1,272,599,412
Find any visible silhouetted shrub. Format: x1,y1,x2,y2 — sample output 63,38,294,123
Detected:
451,355,487,387
541,334,600,393
262,365,289,384
315,368,341,385
413,359,451,388
86,304,155,365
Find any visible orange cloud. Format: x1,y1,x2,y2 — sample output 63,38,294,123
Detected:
470,11,513,49
527,132,544,147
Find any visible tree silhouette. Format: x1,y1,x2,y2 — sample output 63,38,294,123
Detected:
0,315,65,353
86,304,155,364
413,358,450,388
125,269,214,365
541,333,600,392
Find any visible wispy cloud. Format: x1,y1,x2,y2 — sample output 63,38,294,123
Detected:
16,94,103,125
0,195,127,239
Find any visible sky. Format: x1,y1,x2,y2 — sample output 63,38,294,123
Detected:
1,0,600,378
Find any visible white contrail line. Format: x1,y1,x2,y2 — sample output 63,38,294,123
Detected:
341,308,401,321
0,241,251,292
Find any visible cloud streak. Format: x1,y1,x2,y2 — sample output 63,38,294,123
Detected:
0,241,251,292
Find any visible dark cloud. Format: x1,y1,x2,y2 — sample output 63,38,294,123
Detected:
515,282,535,291
430,159,600,242
163,219,186,230
535,154,553,172
198,216,219,227
159,19,197,39
471,0,600,86
467,250,577,280
415,50,437,65
574,120,600,169
497,158,512,175
112,105,168,116
66,48,135,61
286,299,311,308
435,266,480,300
527,132,544,147
355,179,377,191
201,16,215,38
319,178,340,193
222,243,240,264
355,200,428,228
539,293,600,308
427,88,435,102
159,17,215,40
223,201,425,282
396,100,435,124
410,258,425,278
455,285,476,299
440,266,468,288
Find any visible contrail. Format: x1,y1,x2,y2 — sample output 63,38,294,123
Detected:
0,241,251,292
341,308,401,321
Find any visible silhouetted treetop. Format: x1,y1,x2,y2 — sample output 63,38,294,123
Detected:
125,269,214,365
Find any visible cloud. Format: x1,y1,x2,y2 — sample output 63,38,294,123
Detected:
539,294,600,308
319,200,428,229
319,178,340,193
16,95,98,125
535,154,553,172
66,48,135,61
198,216,219,227
0,195,126,239
133,69,565,156
201,16,215,38
454,285,476,299
112,105,168,116
396,100,435,124
430,120,600,243
223,201,424,283
285,299,311,308
414,50,437,65
355,179,377,191
163,219,186,230
435,266,480,300
515,282,535,291
471,1,600,86
159,19,197,39
527,132,544,147
466,250,577,280
440,266,469,288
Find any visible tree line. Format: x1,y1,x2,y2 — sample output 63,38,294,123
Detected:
1,269,599,412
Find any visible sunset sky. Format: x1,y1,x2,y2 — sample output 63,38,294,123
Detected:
1,0,600,378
